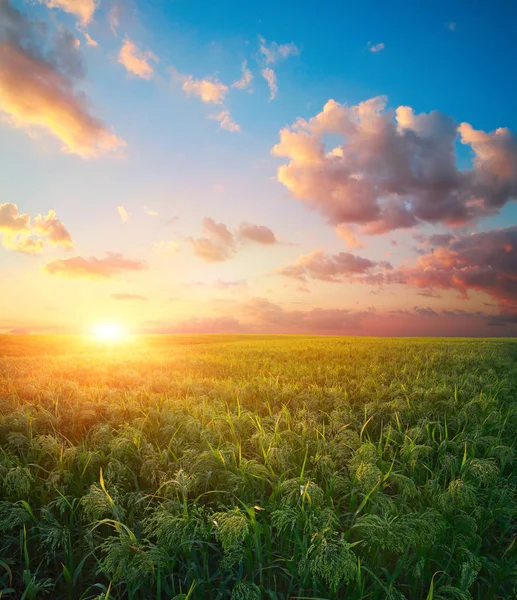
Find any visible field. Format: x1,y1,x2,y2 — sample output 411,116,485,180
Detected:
0,335,516,600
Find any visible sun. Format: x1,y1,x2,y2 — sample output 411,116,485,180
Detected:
92,323,127,342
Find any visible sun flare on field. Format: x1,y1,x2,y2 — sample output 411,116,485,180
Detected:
92,323,127,342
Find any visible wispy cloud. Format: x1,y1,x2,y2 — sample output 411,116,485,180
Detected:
117,206,131,222
118,38,158,80
368,41,385,53
259,36,300,64
210,110,240,132
38,0,96,24
232,60,253,90
144,206,159,216
261,68,277,100
44,252,147,279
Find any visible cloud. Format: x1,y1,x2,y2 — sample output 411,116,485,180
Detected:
0,202,72,253
38,0,97,24
446,22,456,31
259,36,300,64
368,42,385,53
0,1,125,157
336,224,365,249
153,240,179,255
272,96,517,233
261,68,277,100
118,38,158,80
143,205,159,216
117,206,131,222
276,249,391,282
392,226,517,309
0,202,30,232
237,222,277,245
108,5,121,36
32,210,73,248
188,217,235,262
44,252,147,279
84,32,98,47
111,293,149,301
181,75,228,104
232,60,253,90
210,110,240,132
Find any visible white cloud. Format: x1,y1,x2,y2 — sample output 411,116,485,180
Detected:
232,60,253,90
261,68,277,100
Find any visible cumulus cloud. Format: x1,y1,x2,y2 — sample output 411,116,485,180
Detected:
0,1,124,157
44,251,147,278
188,218,279,261
276,249,390,282
181,74,228,104
392,226,517,309
188,217,236,262
0,202,72,253
210,110,240,132
368,42,385,53
237,222,277,245
272,96,517,234
261,68,277,100
259,36,300,64
111,293,149,301
38,0,97,24
232,60,253,90
32,210,73,248
118,38,158,80
117,206,131,222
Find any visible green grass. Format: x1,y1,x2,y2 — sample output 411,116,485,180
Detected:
0,334,516,599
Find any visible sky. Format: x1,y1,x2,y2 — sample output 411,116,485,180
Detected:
1,0,517,336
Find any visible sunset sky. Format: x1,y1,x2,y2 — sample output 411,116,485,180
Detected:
1,0,517,336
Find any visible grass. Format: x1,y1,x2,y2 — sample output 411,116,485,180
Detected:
0,334,516,599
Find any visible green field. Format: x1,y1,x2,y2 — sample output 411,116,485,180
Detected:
0,335,516,599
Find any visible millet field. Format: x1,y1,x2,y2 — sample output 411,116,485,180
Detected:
0,335,516,600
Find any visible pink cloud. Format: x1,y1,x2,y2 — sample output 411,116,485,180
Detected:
272,96,517,233
44,252,147,279
118,38,158,80
0,2,124,157
188,218,236,262
237,222,277,245
276,249,391,282
392,226,517,309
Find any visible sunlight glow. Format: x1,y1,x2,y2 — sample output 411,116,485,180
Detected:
92,323,127,342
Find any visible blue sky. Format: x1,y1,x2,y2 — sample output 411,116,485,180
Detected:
1,0,516,336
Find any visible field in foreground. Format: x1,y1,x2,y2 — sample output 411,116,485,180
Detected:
0,335,516,600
